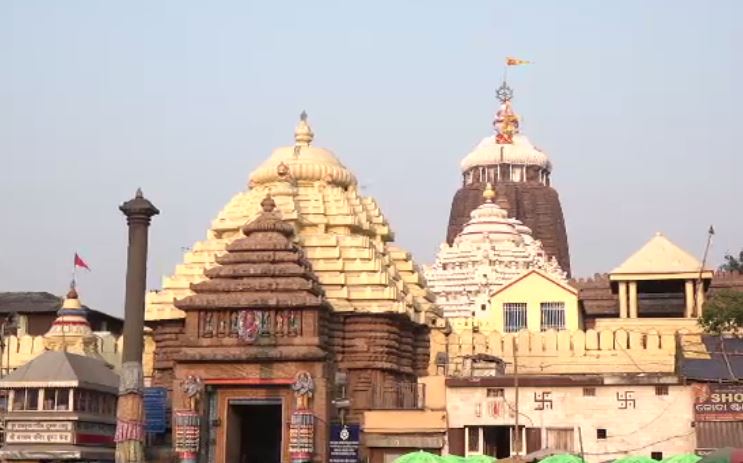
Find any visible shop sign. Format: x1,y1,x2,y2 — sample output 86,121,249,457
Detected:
7,421,73,432
329,423,360,463
693,383,743,421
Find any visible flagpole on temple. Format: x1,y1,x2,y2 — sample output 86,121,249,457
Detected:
115,189,159,463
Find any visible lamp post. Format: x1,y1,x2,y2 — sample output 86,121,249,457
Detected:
115,189,159,463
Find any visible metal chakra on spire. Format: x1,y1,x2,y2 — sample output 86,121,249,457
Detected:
493,82,519,144
496,81,514,103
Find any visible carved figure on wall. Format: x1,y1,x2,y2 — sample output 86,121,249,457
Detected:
276,311,286,337
181,375,204,412
238,310,259,343
292,371,314,410
203,312,215,337
288,311,299,337
258,311,271,336
230,311,239,336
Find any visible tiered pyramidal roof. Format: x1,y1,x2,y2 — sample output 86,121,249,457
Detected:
146,113,437,325
426,184,566,319
176,195,327,311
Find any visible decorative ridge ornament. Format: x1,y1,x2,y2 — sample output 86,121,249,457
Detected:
241,194,294,237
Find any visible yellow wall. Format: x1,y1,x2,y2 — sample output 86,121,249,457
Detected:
487,271,579,332
1,332,156,381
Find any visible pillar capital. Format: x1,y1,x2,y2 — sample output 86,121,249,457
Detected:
120,188,160,220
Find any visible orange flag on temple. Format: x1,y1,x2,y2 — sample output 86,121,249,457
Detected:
506,57,531,66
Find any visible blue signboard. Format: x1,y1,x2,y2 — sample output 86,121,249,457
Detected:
143,387,168,434
329,423,360,463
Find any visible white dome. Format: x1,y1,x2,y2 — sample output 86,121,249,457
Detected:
248,115,357,188
460,134,551,173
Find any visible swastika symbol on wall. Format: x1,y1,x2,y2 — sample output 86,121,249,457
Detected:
617,391,636,409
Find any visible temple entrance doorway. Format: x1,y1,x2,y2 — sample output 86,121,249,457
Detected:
225,399,283,463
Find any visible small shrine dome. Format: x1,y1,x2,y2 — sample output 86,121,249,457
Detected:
456,185,523,244
248,111,357,188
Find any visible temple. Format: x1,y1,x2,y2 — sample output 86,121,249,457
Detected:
446,82,571,274
425,184,567,322
144,113,441,462
0,285,118,462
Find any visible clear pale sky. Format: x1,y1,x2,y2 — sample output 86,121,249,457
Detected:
2,1,741,317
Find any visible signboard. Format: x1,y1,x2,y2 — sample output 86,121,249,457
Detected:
329,423,360,463
693,383,743,421
7,421,73,432
6,431,73,444
144,387,168,433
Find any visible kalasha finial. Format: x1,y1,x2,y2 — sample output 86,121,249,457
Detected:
483,183,496,202
66,280,79,300
261,195,276,212
135,188,143,199
294,111,314,146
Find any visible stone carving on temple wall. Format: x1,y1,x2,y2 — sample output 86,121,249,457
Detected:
292,371,315,410
181,375,204,412
198,309,302,341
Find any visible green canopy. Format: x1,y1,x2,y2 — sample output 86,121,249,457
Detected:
613,457,658,463
393,450,442,463
440,456,467,463
662,454,702,463
699,448,743,463
539,454,585,463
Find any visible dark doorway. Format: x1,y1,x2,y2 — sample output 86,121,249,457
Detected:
482,426,511,459
226,400,283,463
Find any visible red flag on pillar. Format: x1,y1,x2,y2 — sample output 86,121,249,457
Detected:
74,253,91,271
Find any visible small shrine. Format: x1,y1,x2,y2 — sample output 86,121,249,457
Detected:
426,184,567,320
0,285,119,462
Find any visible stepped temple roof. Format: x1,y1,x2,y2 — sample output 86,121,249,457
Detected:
426,184,566,318
147,113,437,325
176,195,328,311
446,83,570,274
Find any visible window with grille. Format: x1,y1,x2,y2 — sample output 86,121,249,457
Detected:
655,385,669,396
503,303,527,333
540,302,566,331
583,387,596,397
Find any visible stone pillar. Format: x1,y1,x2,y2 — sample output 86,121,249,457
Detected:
685,280,695,318
618,282,628,318
628,281,638,318
115,189,159,463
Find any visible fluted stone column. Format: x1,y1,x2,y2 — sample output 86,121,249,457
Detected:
115,189,159,463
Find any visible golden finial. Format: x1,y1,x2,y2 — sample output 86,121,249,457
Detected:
483,183,496,202
294,110,314,146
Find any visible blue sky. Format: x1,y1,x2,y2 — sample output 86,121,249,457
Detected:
1,1,741,316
